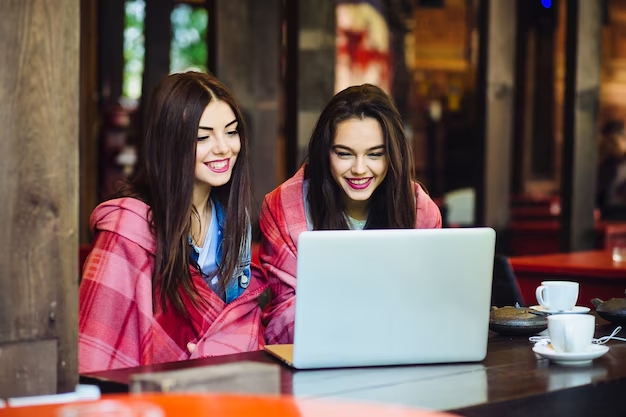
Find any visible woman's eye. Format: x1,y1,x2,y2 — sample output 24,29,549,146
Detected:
226,130,239,137
197,135,209,141
335,151,352,158
369,152,384,158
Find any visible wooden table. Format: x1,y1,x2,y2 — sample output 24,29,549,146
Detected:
81,319,626,417
510,250,626,308
0,393,456,417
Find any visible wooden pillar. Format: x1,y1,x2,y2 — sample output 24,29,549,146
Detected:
206,0,217,75
284,0,299,176
216,0,281,214
511,0,530,196
294,0,336,169
283,0,336,177
215,0,252,105
140,0,174,134
477,0,516,229
388,8,411,121
97,0,125,105
80,0,100,244
0,0,79,396
530,2,558,179
559,0,602,252
249,0,281,205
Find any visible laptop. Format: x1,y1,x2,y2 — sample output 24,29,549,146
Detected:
264,227,496,369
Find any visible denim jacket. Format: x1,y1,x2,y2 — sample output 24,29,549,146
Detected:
189,199,252,304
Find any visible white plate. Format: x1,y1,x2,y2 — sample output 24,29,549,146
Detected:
532,343,609,366
529,305,591,315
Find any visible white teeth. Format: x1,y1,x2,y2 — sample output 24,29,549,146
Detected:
349,178,369,185
209,160,227,170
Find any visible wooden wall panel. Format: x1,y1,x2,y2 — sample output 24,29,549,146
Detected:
560,0,602,252
0,339,58,397
482,0,516,229
80,0,99,245
0,0,79,396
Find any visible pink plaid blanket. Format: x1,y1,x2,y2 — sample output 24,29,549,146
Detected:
79,198,268,373
260,166,442,344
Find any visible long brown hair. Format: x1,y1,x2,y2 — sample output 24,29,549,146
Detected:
123,71,251,315
305,84,416,230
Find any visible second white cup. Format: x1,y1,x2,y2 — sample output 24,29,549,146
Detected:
548,314,595,353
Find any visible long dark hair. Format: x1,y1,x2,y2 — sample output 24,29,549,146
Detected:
123,71,251,316
305,84,416,230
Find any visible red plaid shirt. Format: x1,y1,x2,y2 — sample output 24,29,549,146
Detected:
79,198,268,373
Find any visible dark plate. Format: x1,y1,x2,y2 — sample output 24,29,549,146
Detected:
488,322,547,336
489,306,548,336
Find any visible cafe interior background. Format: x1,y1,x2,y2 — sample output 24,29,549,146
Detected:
1,0,626,399
95,0,626,253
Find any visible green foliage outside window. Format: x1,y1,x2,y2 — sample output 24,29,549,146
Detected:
122,1,208,101
171,5,208,74
123,0,145,100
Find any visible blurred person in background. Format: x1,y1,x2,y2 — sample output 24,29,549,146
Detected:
597,120,626,219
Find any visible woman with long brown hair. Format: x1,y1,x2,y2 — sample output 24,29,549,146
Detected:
79,72,267,372
259,84,441,344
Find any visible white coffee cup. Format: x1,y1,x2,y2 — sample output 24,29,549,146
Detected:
548,314,595,353
535,281,579,312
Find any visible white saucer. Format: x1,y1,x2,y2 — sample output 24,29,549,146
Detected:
532,343,609,366
529,305,590,315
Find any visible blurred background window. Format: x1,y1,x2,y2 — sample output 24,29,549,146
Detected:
170,4,208,74
122,0,208,101
123,0,145,100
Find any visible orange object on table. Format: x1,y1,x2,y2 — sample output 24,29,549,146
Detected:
0,393,460,417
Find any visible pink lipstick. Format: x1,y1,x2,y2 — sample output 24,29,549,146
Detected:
346,178,372,190
205,158,230,173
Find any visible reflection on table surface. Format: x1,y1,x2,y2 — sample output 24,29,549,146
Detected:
292,364,486,411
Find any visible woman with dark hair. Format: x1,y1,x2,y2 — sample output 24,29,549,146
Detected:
79,72,268,372
259,84,441,344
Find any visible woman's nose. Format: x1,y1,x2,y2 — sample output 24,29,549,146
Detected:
213,135,229,154
352,157,366,175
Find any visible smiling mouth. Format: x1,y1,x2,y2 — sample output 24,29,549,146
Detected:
346,178,372,190
206,159,230,173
